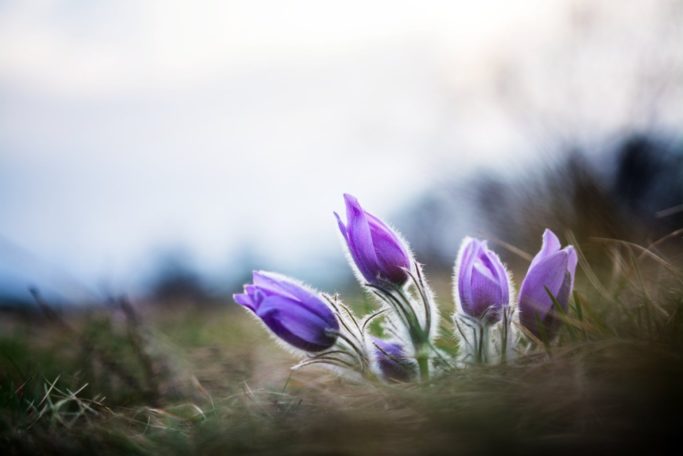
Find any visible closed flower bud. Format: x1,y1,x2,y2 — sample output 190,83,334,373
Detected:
335,193,412,286
518,229,578,341
233,271,339,352
372,339,415,382
454,237,510,324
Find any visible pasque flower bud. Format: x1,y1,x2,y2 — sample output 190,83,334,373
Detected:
454,237,510,324
234,271,339,352
518,229,577,341
372,339,415,382
335,193,412,286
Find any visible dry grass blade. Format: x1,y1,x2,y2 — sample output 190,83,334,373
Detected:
591,237,682,280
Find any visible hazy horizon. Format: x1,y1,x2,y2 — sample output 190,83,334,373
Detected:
1,0,680,300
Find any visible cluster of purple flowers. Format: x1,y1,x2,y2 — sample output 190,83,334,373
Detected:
234,194,577,382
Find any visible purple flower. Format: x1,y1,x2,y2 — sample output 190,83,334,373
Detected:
335,194,412,286
233,271,339,352
372,339,415,382
518,229,578,341
454,237,510,324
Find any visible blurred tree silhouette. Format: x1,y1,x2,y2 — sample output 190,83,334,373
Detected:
399,133,683,274
146,249,209,303
614,134,683,232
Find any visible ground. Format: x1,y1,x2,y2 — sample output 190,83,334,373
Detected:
2,244,683,455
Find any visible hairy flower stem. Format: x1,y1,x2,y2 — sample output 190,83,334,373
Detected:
497,307,516,364
415,345,430,382
390,286,432,381
500,309,509,364
473,325,489,364
367,278,436,381
455,314,488,365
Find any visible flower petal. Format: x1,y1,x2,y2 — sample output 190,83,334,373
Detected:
485,248,510,304
334,211,348,241
344,194,380,281
565,245,578,291
467,262,503,319
456,238,479,312
252,271,299,300
519,250,569,337
371,228,410,283
251,271,337,324
529,228,561,270
373,339,414,382
257,295,338,352
233,292,257,311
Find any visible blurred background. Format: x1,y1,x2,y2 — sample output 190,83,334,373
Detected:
1,0,682,307
2,2,683,453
